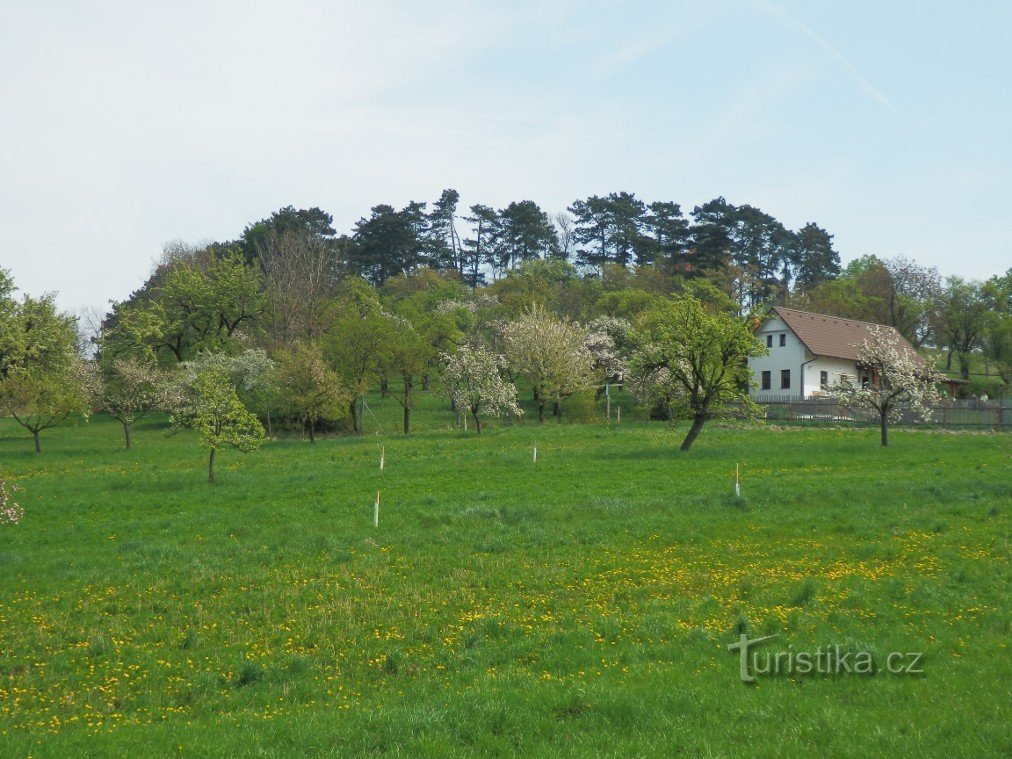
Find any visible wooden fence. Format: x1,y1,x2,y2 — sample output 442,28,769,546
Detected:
757,398,1010,429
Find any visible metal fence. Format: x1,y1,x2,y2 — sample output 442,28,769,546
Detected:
757,397,1011,429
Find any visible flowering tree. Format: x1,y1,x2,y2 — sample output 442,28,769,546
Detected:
501,305,595,422
628,297,764,451
0,472,22,526
830,325,943,446
99,357,164,449
273,342,350,442
584,316,632,396
167,363,266,483
441,344,522,434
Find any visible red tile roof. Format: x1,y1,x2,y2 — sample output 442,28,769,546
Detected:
766,307,917,362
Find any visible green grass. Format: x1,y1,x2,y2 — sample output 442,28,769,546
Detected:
0,393,1009,757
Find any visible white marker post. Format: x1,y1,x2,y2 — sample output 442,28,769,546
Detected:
616,405,621,423
735,463,741,498
380,446,385,471
374,490,380,527
533,440,537,463
606,384,611,421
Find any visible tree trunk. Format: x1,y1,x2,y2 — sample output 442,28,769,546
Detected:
553,400,561,423
381,376,388,398
33,430,41,453
538,402,545,423
880,412,889,447
679,413,708,451
208,448,216,484
308,419,315,444
266,412,273,438
349,399,360,434
123,421,132,450
422,375,429,391
403,376,412,434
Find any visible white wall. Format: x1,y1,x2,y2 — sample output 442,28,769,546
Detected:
748,317,809,400
802,357,860,397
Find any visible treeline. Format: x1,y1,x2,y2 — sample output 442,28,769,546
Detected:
220,191,841,309
0,194,1009,472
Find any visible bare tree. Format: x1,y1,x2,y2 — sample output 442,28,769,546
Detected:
256,228,339,349
554,212,575,261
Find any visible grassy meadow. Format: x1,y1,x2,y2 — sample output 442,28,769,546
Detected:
0,388,1009,757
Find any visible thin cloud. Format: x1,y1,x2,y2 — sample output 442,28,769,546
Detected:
749,0,896,111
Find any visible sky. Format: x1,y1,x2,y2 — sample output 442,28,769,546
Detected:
1,0,1009,313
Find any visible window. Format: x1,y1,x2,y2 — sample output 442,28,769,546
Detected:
761,371,771,390
766,334,773,348
781,369,791,389
820,370,828,388
779,334,786,347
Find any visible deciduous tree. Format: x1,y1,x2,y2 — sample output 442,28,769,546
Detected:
628,297,763,450
830,326,943,446
440,344,522,434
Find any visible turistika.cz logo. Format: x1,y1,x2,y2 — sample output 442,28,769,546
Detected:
727,634,924,683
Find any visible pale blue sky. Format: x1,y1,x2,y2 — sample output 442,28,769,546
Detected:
1,1,1009,311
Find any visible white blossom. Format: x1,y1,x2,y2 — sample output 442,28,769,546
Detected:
830,325,944,446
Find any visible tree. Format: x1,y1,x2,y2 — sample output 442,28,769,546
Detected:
689,197,736,274
830,326,943,446
240,205,337,264
501,305,595,422
981,269,1012,394
440,344,522,434
645,201,691,271
324,278,390,433
0,289,93,452
167,365,266,483
628,297,764,451
488,201,559,273
792,222,840,291
100,357,164,449
254,226,339,349
425,189,463,273
461,204,497,287
584,316,632,395
349,202,428,286
570,192,648,269
273,343,350,442
1,361,94,453
378,314,433,434
850,256,941,348
103,250,264,363
935,277,989,380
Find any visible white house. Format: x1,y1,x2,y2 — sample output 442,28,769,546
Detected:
748,307,915,400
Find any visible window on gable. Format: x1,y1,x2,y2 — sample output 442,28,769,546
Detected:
781,369,791,389
766,334,773,348
761,371,771,390
779,334,786,346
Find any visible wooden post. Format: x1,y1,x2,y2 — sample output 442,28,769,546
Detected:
380,446,385,471
617,405,621,423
